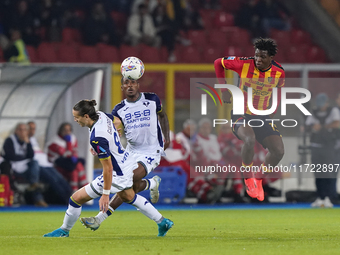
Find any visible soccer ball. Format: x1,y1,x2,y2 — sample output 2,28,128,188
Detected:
120,57,145,80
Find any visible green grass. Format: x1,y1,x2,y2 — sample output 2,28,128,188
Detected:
1,209,340,255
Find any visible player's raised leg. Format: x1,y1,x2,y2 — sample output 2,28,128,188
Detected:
80,164,161,231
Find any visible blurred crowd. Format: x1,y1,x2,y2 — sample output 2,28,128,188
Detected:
0,0,292,63
0,121,86,207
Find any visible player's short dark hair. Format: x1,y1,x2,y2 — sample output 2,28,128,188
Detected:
254,38,278,56
73,99,99,121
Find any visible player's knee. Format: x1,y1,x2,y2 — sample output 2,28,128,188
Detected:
243,135,255,148
272,146,284,160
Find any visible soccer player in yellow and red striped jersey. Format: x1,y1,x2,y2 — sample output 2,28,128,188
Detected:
214,38,285,201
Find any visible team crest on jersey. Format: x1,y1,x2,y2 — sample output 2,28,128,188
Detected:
268,77,273,83
143,101,150,107
227,56,235,60
145,157,154,164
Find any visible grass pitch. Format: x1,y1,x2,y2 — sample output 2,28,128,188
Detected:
0,208,339,255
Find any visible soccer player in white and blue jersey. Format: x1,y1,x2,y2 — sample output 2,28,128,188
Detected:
80,77,170,231
43,99,173,237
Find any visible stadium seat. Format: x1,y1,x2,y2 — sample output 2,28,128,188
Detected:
286,46,306,63
25,45,39,62
213,11,234,29
110,11,128,35
97,43,120,62
207,29,228,48
269,29,291,47
220,0,241,13
62,28,81,44
187,30,207,49
223,46,243,57
199,9,216,29
37,42,58,62
57,44,79,63
228,28,251,47
140,45,161,63
202,47,222,63
79,45,99,63
179,46,201,63
306,45,328,63
120,45,141,60
142,72,166,98
290,29,312,45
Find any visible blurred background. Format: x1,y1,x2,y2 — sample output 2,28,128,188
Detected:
1,0,340,208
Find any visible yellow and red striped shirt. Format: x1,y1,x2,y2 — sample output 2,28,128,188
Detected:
216,57,285,115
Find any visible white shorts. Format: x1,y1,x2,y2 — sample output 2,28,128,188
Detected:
85,161,138,199
130,151,161,175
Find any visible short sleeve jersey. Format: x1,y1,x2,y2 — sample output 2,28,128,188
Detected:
220,57,285,115
112,92,164,154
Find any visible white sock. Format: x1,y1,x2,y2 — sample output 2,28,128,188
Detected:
128,194,163,223
95,206,114,224
149,178,157,190
61,198,82,232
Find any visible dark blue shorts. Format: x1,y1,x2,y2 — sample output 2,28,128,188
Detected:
231,112,281,146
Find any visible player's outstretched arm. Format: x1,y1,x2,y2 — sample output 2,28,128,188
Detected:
99,158,113,213
158,111,170,150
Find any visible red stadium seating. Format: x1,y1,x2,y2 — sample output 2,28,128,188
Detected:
62,28,81,44
207,29,228,48
97,43,120,62
187,30,207,49
290,29,312,45
213,11,234,29
199,9,216,29
37,42,58,62
306,45,328,63
79,45,100,63
110,11,128,35
26,45,39,62
202,47,222,63
179,46,201,63
0,47,4,62
120,45,141,60
220,0,241,13
270,29,291,48
57,44,79,63
285,46,306,63
223,46,243,57
140,45,162,63
228,28,251,47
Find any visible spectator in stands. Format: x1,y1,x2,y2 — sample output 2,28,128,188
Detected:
176,119,197,164
191,118,225,203
255,0,291,37
126,3,160,47
82,1,120,46
159,131,221,204
1,123,47,207
47,122,87,192
38,0,63,42
2,28,30,64
28,121,72,204
152,2,177,62
306,93,340,208
235,0,262,38
5,0,40,47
